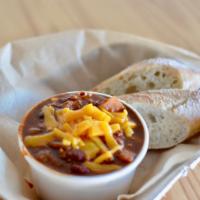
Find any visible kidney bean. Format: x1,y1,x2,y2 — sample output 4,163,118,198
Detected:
71,149,86,162
38,111,44,119
68,95,78,100
70,164,90,175
48,141,65,149
79,91,87,96
61,148,86,162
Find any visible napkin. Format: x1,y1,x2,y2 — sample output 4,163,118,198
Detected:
0,30,199,200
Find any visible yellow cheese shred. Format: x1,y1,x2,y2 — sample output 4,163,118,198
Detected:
94,145,122,164
110,123,121,133
122,121,134,137
84,162,121,173
80,141,100,160
24,133,55,147
73,120,92,136
59,104,111,123
43,106,58,130
62,139,71,146
61,123,73,132
91,137,108,152
94,151,113,164
100,121,118,149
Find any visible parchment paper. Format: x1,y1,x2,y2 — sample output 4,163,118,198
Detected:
0,30,199,200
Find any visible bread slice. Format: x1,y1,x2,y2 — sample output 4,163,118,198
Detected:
93,58,200,95
119,89,200,149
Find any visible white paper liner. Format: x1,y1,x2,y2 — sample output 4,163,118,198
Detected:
0,30,199,200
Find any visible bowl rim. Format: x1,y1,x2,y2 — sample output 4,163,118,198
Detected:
18,91,149,182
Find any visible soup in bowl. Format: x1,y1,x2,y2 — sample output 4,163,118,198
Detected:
18,91,149,200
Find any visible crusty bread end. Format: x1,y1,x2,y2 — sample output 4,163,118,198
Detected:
119,89,200,149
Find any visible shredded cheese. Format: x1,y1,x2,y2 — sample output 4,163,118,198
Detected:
25,100,137,168
84,162,121,173
43,106,58,130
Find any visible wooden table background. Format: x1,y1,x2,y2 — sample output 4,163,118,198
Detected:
0,0,200,199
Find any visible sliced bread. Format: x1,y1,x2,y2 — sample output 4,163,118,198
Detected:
119,89,200,149
93,58,200,95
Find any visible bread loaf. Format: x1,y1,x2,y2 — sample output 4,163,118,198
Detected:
93,58,200,95
119,89,200,149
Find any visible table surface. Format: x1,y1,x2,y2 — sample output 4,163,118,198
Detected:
0,0,200,199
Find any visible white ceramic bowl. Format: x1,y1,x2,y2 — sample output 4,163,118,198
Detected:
18,91,149,200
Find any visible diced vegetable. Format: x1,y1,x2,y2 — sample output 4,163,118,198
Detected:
116,148,136,163
100,97,125,112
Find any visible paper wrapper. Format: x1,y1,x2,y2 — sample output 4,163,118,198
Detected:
0,30,200,200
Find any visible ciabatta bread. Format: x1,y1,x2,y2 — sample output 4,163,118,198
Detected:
119,89,200,149
93,58,200,95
